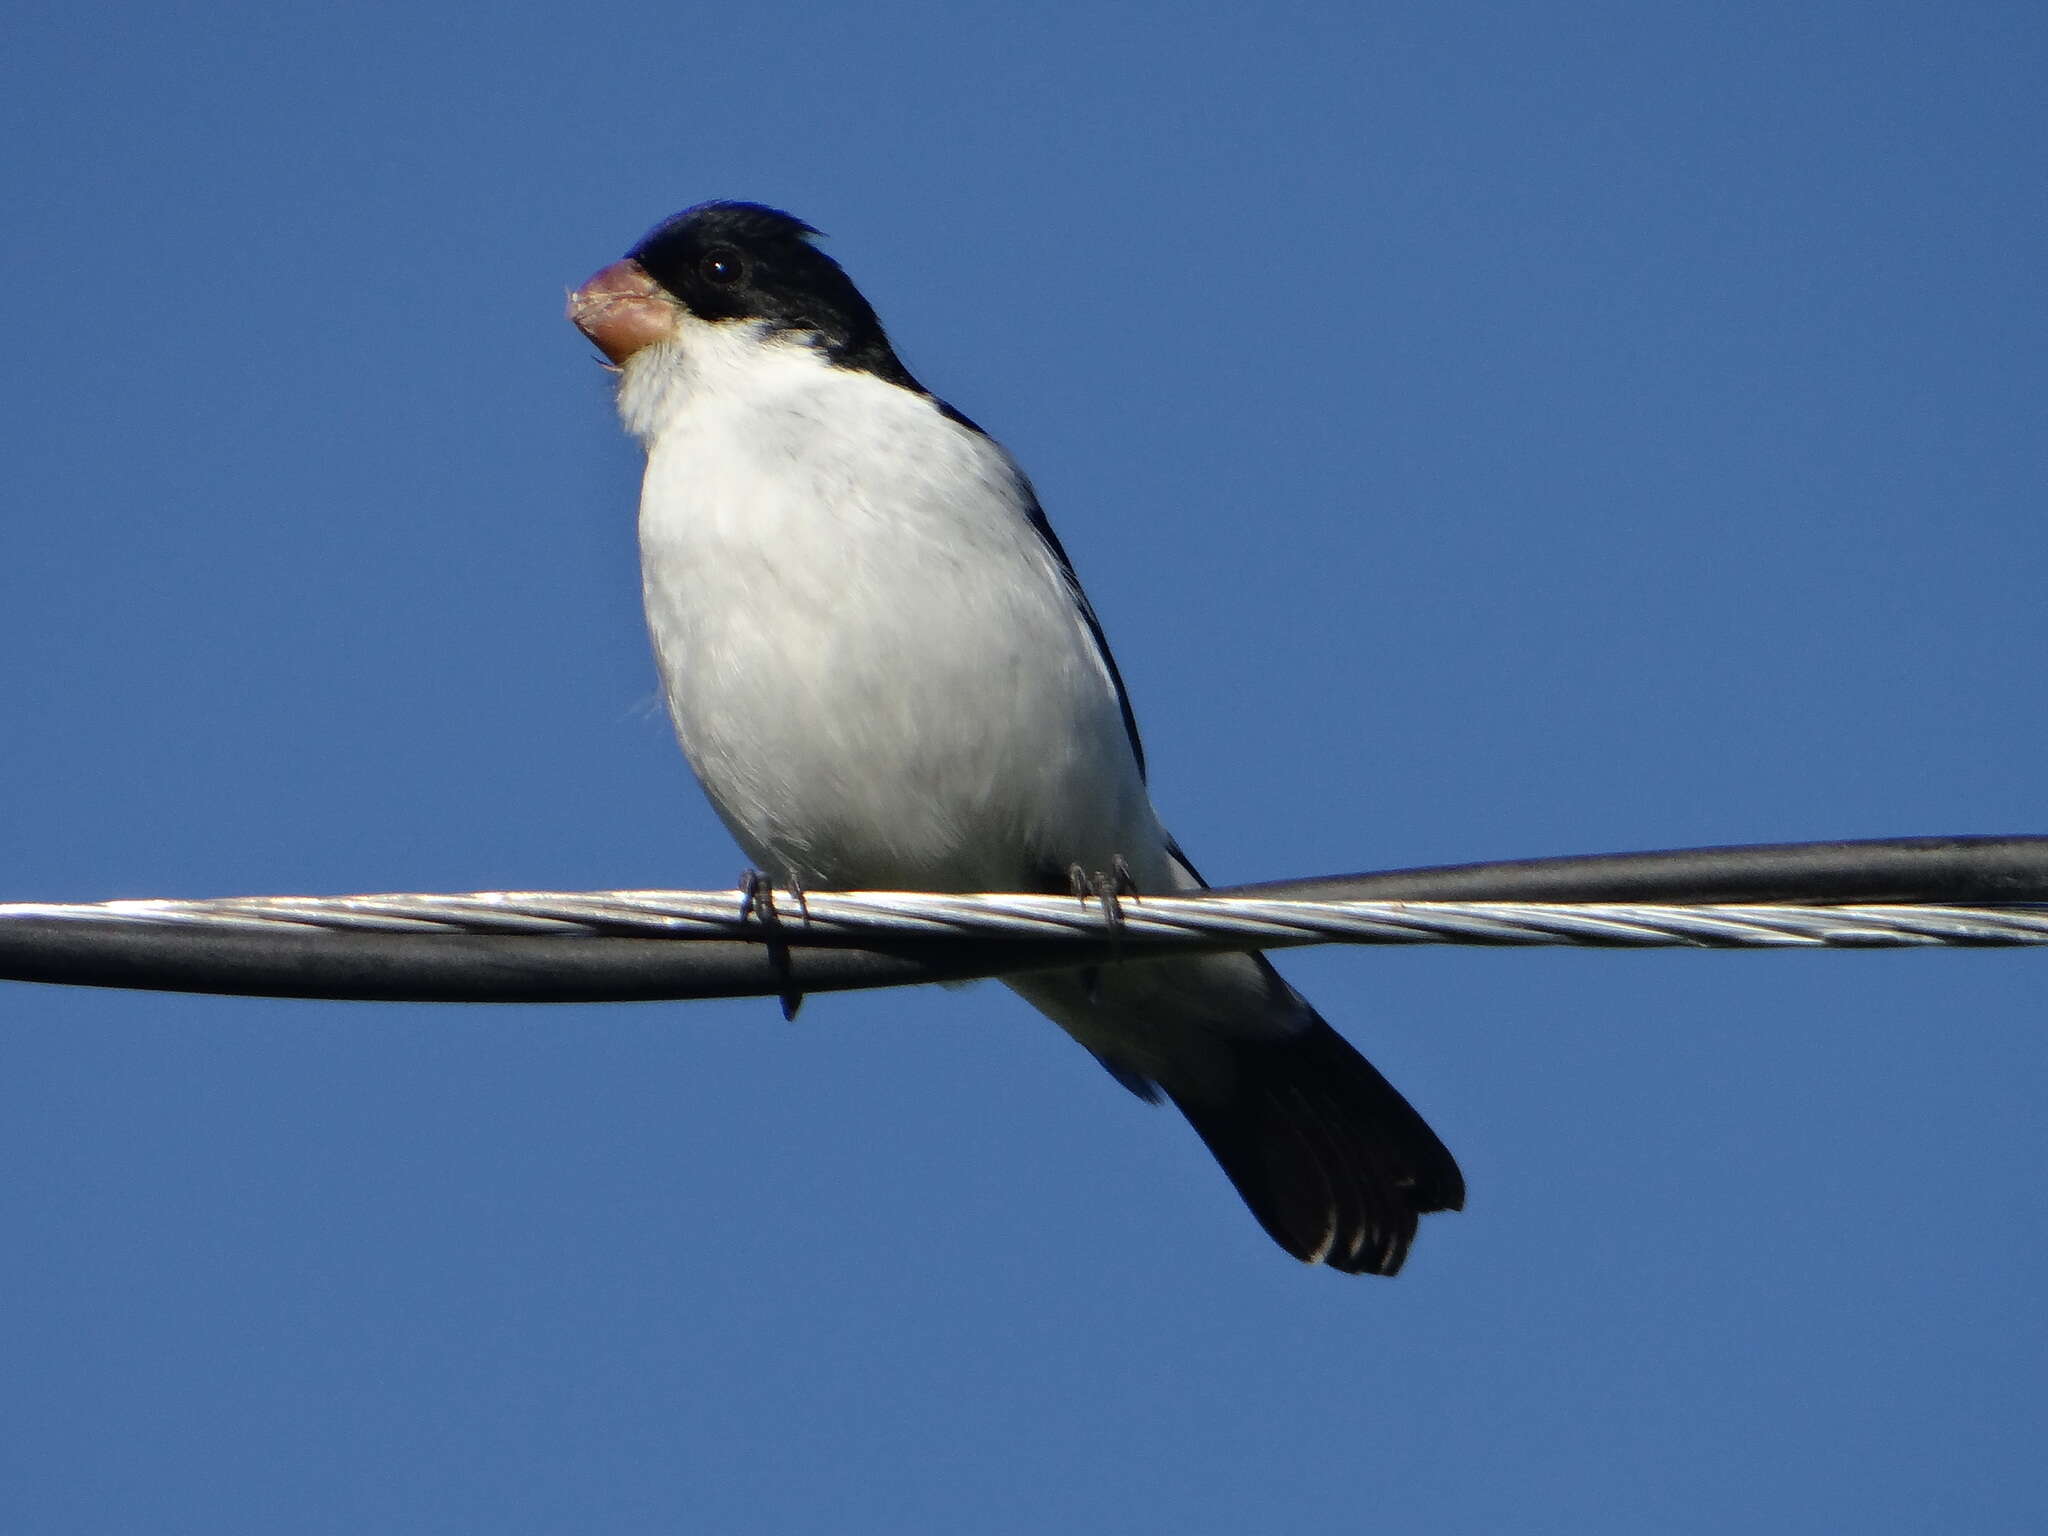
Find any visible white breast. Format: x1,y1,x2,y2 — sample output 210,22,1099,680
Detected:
627,321,1163,893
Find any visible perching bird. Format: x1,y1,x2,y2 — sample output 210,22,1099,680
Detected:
568,201,1462,1273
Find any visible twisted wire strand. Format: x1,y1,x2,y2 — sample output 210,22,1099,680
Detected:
6,887,2048,949
9,834,2048,1002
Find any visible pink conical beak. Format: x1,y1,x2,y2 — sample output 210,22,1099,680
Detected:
567,258,679,364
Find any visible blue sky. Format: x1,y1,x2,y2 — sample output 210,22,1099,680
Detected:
4,3,2045,1531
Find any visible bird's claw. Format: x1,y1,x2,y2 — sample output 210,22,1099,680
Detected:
736,869,807,1020
1070,857,1141,1005
1068,857,1139,930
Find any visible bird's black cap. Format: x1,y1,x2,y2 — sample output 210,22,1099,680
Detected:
627,201,916,387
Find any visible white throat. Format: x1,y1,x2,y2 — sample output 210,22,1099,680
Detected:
614,314,839,444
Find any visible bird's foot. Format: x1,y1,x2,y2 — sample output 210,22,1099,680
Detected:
1068,857,1140,929
736,869,807,1020
1069,858,1141,1005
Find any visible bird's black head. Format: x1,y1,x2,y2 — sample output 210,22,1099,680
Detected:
626,202,916,388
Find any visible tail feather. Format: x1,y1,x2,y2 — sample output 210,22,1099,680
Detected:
1164,1014,1464,1276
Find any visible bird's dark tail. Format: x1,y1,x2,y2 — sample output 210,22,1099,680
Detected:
1163,1009,1464,1276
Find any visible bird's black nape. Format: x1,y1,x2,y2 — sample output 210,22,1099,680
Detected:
626,201,921,390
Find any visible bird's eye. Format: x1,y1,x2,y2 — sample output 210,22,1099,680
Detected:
700,247,744,286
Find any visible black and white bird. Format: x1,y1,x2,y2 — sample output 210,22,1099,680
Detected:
569,201,1462,1274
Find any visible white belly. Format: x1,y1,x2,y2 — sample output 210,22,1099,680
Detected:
636,369,1162,894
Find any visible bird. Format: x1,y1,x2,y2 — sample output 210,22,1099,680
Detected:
568,201,1463,1274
